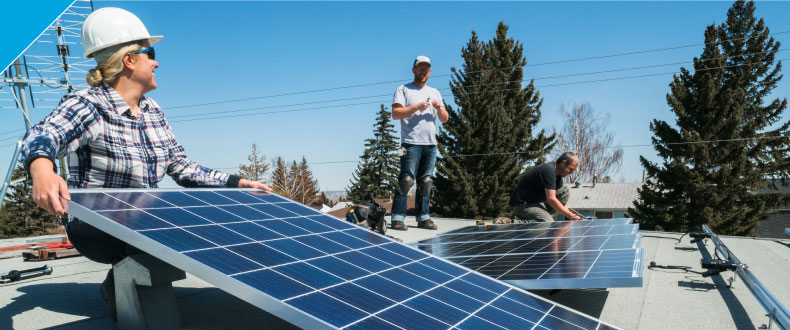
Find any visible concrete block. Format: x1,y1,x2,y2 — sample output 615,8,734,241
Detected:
114,254,186,330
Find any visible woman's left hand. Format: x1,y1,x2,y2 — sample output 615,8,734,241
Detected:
239,179,273,192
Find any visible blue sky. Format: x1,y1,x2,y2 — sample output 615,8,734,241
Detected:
1,1,789,191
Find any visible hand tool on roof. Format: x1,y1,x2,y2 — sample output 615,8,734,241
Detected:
1,265,53,283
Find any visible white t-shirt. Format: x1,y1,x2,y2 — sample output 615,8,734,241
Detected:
393,82,443,145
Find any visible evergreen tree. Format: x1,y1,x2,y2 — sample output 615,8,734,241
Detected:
271,157,295,198
294,157,320,205
435,22,554,219
271,156,320,205
0,166,60,238
237,143,269,183
630,1,789,235
346,104,399,202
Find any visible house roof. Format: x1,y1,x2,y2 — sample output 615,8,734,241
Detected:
566,182,642,210
2,218,788,329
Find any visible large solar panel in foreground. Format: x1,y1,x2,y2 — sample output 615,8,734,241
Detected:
415,219,643,290
68,188,619,330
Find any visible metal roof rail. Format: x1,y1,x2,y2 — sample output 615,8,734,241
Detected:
701,224,790,330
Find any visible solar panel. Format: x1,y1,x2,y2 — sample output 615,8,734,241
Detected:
415,219,643,289
417,233,641,258
443,249,643,289
442,218,632,236
415,224,639,246
68,188,620,330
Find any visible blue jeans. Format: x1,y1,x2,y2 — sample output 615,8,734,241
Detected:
392,143,437,222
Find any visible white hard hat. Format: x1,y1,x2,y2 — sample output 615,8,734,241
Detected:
81,7,163,58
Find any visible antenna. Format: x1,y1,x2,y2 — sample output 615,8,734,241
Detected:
0,1,93,209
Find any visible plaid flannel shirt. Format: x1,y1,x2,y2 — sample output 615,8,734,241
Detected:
21,85,237,189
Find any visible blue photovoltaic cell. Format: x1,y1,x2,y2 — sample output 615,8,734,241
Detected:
184,225,253,246
265,239,326,260
295,235,351,254
97,210,172,230
277,202,323,216
147,191,207,207
228,243,296,267
254,220,311,237
276,262,345,290
307,256,370,280
140,228,215,252
106,192,173,209
71,193,133,211
249,203,299,218
183,190,239,205
221,221,283,241
218,205,271,220
68,188,618,330
215,190,266,204
325,284,395,316
286,217,335,233
145,208,212,227
184,206,246,223
307,215,358,230
185,248,261,275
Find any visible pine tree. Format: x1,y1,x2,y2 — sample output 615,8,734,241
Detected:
630,1,789,235
271,157,295,198
346,104,399,202
0,166,60,238
295,157,320,205
435,22,554,219
271,156,320,205
237,143,269,183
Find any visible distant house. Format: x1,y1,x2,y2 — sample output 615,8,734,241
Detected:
560,182,642,220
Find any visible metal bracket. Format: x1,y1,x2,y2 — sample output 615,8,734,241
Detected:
114,254,186,330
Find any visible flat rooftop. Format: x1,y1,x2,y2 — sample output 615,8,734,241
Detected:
1,217,788,329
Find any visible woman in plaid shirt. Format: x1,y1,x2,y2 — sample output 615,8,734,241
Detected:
21,7,270,319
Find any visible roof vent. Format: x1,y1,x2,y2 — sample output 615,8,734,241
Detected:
575,181,582,188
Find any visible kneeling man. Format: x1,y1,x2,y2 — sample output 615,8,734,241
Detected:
510,152,582,222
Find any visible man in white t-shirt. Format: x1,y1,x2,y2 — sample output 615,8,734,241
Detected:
390,55,449,230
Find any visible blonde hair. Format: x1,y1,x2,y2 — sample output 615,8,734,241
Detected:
86,43,143,87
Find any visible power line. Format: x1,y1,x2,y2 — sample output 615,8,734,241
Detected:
168,57,789,124
205,134,790,170
1,55,784,140
169,49,787,120
163,30,790,111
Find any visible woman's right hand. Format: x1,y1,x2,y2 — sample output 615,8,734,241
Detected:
30,157,70,217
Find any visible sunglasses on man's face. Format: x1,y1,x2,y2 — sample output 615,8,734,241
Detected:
132,47,155,60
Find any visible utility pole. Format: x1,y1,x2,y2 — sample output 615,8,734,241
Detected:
1,1,91,209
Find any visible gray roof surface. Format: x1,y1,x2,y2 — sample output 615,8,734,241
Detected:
566,183,642,210
1,217,788,329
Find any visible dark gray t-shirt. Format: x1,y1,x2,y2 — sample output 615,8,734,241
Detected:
393,82,443,145
509,162,563,206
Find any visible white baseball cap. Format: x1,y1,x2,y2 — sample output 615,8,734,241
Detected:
413,55,431,67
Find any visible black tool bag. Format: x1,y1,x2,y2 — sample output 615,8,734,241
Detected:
345,194,388,234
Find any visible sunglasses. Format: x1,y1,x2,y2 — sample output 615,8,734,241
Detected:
132,47,155,60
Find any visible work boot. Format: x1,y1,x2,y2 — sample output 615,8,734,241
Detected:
99,269,117,321
417,219,438,230
391,221,408,231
